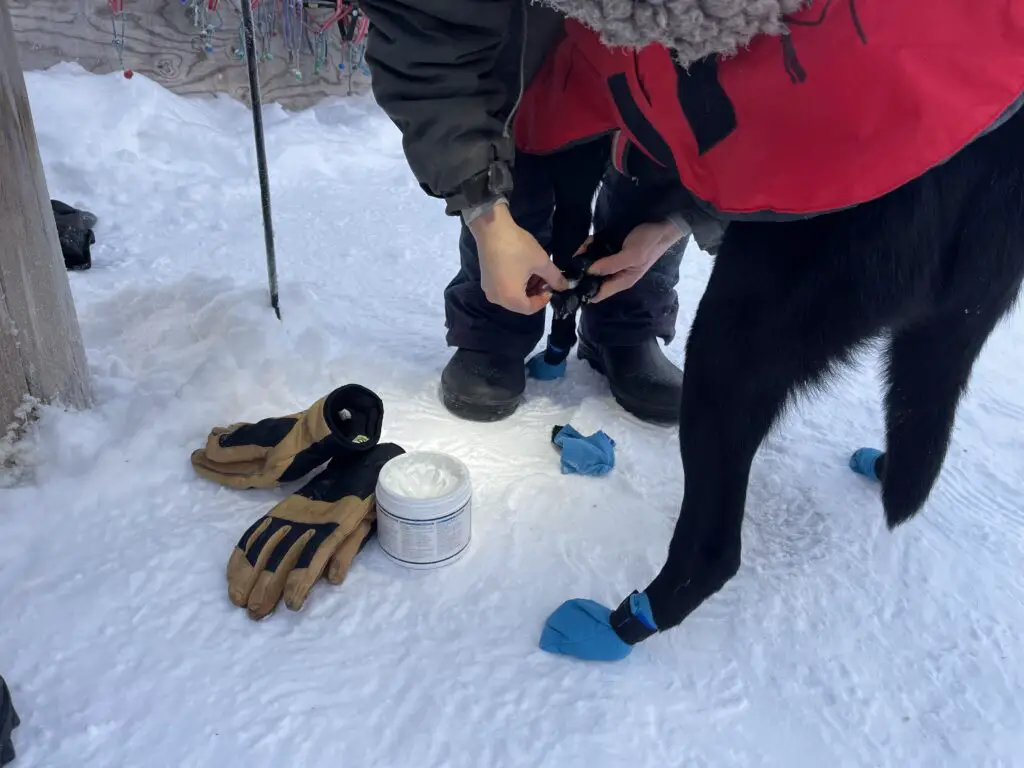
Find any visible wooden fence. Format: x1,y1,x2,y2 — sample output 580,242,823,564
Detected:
9,0,371,110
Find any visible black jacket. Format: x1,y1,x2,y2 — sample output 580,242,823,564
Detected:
359,0,566,215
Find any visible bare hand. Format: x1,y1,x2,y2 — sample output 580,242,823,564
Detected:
470,204,569,314
587,220,685,303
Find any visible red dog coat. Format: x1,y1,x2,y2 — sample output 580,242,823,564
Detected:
514,0,1024,217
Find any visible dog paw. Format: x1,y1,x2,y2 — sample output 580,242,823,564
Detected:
539,598,633,661
849,447,883,482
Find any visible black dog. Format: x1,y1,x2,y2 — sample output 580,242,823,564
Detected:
541,103,1024,640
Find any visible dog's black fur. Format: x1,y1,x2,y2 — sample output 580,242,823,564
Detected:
543,104,1024,639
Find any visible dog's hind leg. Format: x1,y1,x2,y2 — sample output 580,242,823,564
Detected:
877,171,1024,525
877,304,1016,528
866,124,1024,528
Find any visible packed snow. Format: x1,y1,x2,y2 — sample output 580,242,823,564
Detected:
1,63,1023,768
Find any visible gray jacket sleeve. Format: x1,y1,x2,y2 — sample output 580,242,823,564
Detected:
359,0,519,216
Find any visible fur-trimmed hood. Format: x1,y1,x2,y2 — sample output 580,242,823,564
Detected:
538,0,809,66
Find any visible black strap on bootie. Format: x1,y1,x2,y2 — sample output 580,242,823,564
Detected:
609,591,659,645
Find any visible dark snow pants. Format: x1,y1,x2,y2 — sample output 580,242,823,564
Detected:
443,151,687,360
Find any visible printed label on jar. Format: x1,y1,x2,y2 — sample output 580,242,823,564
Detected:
376,500,471,567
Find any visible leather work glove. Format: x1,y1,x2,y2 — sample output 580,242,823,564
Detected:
227,442,404,619
191,384,383,490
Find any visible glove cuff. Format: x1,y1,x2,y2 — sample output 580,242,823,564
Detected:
296,442,405,503
321,384,384,452
609,591,658,645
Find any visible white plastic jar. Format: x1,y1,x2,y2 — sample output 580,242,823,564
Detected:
374,450,472,569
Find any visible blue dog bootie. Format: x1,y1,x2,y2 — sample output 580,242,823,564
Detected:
849,447,883,482
539,591,657,662
527,347,568,381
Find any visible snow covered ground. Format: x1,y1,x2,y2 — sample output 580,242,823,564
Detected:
1,63,1023,768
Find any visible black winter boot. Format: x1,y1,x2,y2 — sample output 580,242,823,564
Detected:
0,675,18,766
578,336,683,424
441,349,526,422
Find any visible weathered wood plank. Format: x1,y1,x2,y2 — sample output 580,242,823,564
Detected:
1,0,92,432
0,287,27,435
10,0,371,111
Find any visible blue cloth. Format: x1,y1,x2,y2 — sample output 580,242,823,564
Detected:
527,348,567,380
540,593,656,662
552,424,615,476
849,447,883,482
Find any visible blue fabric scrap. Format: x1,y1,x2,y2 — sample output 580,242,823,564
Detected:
551,424,615,476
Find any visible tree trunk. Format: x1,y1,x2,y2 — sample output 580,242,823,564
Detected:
1,0,92,433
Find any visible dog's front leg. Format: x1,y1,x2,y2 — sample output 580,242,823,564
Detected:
618,291,773,645
539,265,789,661
539,222,829,662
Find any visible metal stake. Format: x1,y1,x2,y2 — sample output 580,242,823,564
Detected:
239,0,281,319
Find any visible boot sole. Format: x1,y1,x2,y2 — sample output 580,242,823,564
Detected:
0,678,18,767
440,386,522,423
577,341,680,425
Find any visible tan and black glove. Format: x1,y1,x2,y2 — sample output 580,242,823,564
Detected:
226,442,404,619
191,384,383,490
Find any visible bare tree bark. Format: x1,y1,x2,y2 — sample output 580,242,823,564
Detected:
1,0,91,433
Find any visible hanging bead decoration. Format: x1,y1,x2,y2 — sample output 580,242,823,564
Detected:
107,0,133,77
280,0,305,80
99,0,371,86
184,0,224,55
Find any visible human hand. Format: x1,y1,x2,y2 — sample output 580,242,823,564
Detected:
587,219,684,303
469,203,569,314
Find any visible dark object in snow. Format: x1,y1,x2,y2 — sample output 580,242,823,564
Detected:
0,674,19,766
50,199,96,271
